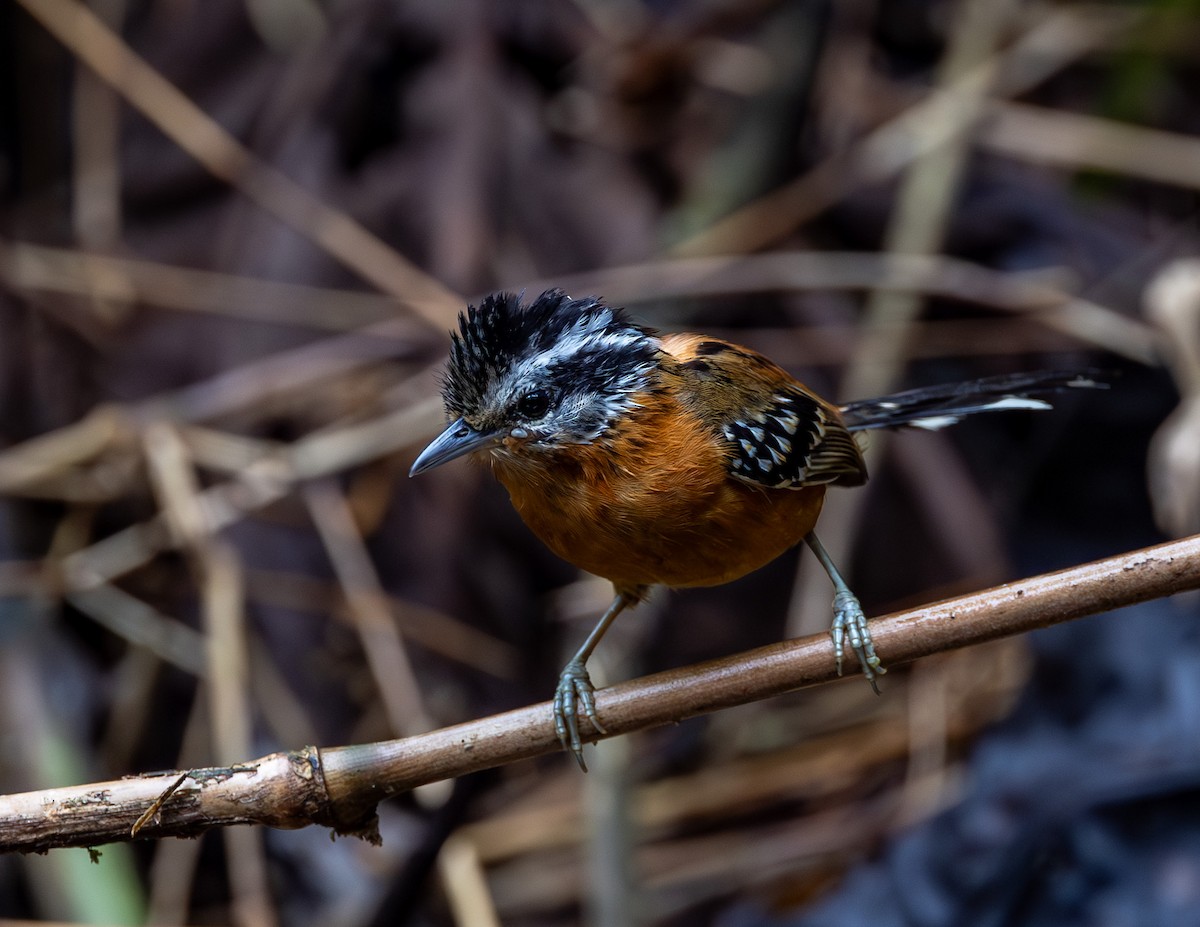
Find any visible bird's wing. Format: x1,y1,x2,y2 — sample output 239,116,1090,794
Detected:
661,333,867,489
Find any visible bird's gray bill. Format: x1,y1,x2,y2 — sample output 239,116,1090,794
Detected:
410,418,502,476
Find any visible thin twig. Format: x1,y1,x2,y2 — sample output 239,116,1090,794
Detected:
3,535,1198,854
130,774,187,838
669,4,1141,257
439,835,504,927
788,0,1019,642
844,0,1018,400
14,0,462,327
58,397,445,597
242,568,520,679
65,583,207,676
141,423,278,927
0,239,1155,363
531,251,1157,364
0,239,415,332
0,322,431,502
982,99,1200,192
304,479,435,738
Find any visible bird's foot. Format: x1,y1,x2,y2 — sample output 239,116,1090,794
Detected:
830,589,885,694
552,658,607,771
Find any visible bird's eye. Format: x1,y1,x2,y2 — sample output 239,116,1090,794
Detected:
514,388,553,420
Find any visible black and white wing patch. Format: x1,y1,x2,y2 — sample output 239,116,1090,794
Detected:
724,390,866,489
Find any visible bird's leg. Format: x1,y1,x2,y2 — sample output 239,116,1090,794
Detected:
553,589,639,771
804,533,885,693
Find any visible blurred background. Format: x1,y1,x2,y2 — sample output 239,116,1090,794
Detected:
2,0,1199,924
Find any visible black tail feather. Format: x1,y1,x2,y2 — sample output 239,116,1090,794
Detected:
839,371,1109,432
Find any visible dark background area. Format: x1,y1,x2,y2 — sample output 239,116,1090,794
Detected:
2,0,1199,924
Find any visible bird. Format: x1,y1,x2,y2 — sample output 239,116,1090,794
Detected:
410,288,1104,769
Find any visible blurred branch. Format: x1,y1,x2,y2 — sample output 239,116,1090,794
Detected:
1146,261,1200,538
243,568,520,679
142,423,278,927
671,3,1142,256
65,583,207,675
789,0,1017,641
540,251,1158,365
0,405,128,496
2,237,1156,365
438,835,503,927
58,398,445,595
0,321,431,501
0,239,416,332
304,479,435,738
69,0,124,270
844,0,1017,399
4,534,1198,854
0,243,1152,502
981,99,1200,192
15,0,462,327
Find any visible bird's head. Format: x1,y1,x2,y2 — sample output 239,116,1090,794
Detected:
410,289,660,476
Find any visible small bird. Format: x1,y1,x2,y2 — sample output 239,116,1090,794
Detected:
411,289,1103,768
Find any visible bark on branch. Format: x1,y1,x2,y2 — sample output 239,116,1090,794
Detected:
4,535,1199,855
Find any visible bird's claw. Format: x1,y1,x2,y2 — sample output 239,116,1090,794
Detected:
552,658,607,771
831,589,885,693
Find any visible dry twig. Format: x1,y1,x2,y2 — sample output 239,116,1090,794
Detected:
14,0,462,326
534,251,1155,364
669,4,1142,257
2,535,1197,854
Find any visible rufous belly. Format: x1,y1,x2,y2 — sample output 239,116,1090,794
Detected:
497,460,826,591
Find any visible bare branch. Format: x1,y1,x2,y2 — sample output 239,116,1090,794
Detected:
3,535,1198,854
670,5,1141,257
982,99,1200,193
14,0,462,326
0,239,412,331
530,251,1156,364
304,479,435,737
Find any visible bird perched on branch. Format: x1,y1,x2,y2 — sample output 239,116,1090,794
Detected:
411,289,1104,768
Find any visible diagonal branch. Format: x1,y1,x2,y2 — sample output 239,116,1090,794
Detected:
670,4,1142,258
8,0,1153,320
3,535,1198,854
15,0,462,326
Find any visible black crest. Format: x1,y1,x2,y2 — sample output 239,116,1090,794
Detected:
441,289,656,419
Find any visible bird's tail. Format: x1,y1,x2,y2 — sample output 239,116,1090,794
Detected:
839,371,1108,432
